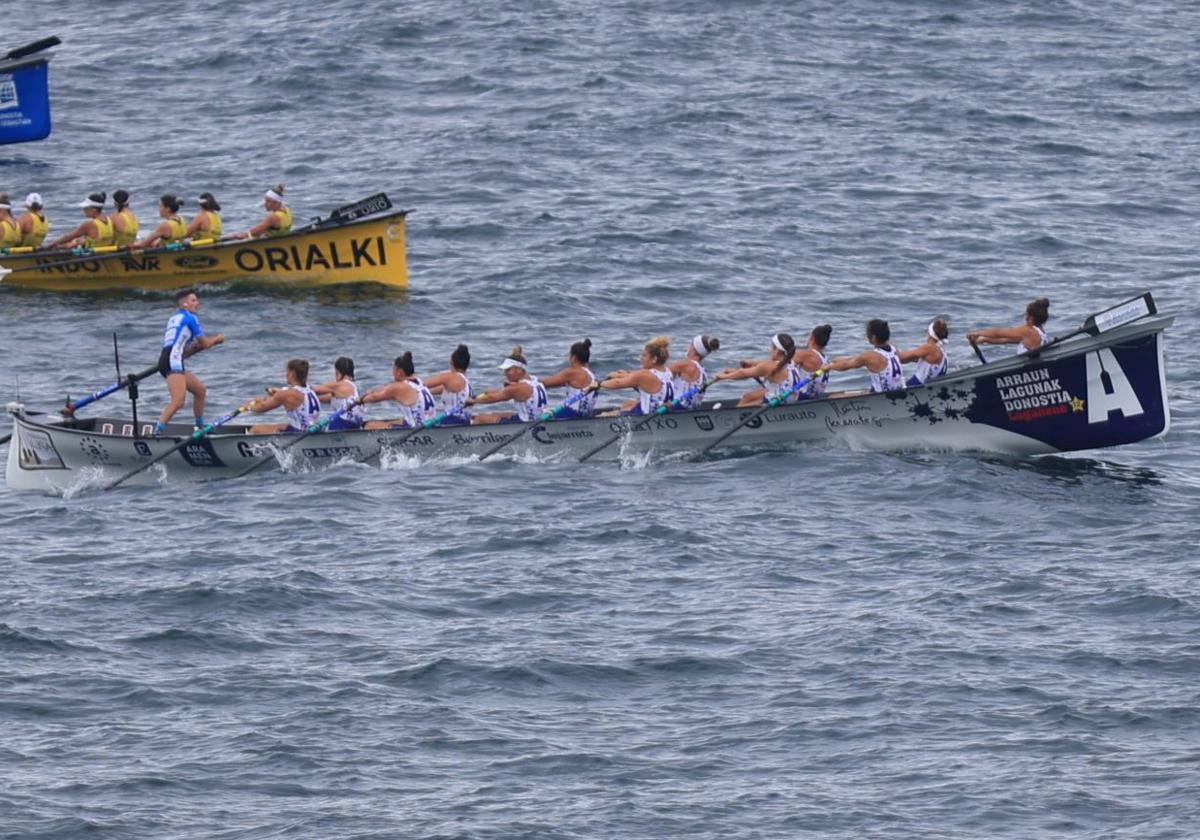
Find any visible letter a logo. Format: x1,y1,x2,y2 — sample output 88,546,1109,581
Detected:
1085,349,1143,424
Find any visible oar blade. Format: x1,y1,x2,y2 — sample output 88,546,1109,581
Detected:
4,36,61,61
1080,292,1156,336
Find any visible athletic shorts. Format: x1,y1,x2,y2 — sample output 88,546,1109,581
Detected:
157,346,183,378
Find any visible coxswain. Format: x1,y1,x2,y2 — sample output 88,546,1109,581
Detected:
540,338,599,419
361,352,437,429
827,319,905,392
232,184,292,240
130,194,188,250
712,333,800,407
792,324,833,400
246,359,321,434
109,190,139,247
898,319,950,386
667,334,719,410
44,192,113,250
0,193,20,248
185,192,223,241
597,336,675,416
154,289,225,435
966,297,1050,354
312,357,364,431
468,346,549,424
422,344,473,425
16,193,49,248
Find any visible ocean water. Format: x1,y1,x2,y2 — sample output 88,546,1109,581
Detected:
2,1,1199,837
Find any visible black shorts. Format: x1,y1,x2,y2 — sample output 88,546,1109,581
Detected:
158,346,183,378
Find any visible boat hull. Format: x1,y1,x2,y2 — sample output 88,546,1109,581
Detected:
0,211,408,292
4,317,1173,492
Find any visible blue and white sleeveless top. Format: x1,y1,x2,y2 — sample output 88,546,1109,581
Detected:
763,363,802,404
1020,325,1048,354
672,361,706,410
286,385,321,431
639,369,675,414
911,345,949,385
565,367,598,417
797,352,830,399
515,376,549,422
161,309,204,373
441,372,472,421
330,382,364,426
398,377,437,428
870,346,905,393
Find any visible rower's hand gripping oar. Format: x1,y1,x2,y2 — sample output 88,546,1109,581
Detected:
686,369,826,462
102,402,256,491
476,384,601,462
578,378,714,463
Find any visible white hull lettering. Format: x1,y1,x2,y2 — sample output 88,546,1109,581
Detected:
1085,349,1143,424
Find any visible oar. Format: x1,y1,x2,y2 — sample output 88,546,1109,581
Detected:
686,370,826,462
578,379,713,463
1028,292,1157,358
61,343,213,415
969,341,987,364
232,396,368,478
4,36,61,61
102,402,255,491
477,385,600,462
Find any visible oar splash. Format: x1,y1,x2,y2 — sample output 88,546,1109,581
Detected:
233,396,369,478
687,370,826,462
578,379,713,463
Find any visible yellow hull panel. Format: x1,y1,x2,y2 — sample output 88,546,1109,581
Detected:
0,211,408,292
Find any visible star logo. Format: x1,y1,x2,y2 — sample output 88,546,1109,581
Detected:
1070,396,1086,413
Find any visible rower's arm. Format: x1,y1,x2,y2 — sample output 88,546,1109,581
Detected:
965,326,1026,346
236,214,281,240
540,368,573,388
248,390,299,414
599,371,643,390
826,351,875,372
188,334,225,352
45,221,90,250
714,360,771,382
896,345,930,364
470,383,521,405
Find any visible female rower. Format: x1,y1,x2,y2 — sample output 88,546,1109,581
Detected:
668,334,719,410
232,184,292,240
247,358,321,434
712,333,800,407
17,193,49,249
827,319,904,393
540,338,598,419
898,319,950,387
792,325,833,400
312,357,364,431
186,192,223,242
362,352,437,430
44,192,113,250
109,190,139,247
0,193,20,248
598,336,675,416
423,343,473,425
130,194,188,250
966,297,1050,354
468,346,549,424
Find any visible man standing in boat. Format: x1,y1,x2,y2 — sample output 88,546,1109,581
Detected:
155,289,225,435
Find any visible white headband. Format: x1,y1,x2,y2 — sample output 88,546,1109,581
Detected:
499,357,526,371
927,322,943,343
692,335,709,357
0,203,10,211
265,189,285,204
771,334,786,353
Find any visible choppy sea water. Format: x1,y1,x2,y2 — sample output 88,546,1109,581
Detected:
2,1,1199,837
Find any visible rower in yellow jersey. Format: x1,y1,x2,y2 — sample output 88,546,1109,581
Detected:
130,194,188,250
44,192,114,250
17,193,50,248
232,184,293,239
0,193,20,248
185,192,223,241
109,190,139,247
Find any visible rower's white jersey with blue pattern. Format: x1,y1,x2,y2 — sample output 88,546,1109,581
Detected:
797,352,830,399
286,386,321,431
331,382,365,425
565,367,598,416
910,346,949,386
400,377,438,427
441,372,472,419
639,369,675,414
162,309,204,373
672,361,706,410
870,346,905,393
763,363,802,404
515,376,549,421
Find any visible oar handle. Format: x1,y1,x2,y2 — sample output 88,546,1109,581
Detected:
969,341,987,364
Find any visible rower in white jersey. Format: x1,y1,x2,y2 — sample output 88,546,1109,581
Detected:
667,334,720,410
827,319,905,393
791,324,833,400
362,352,437,429
247,358,322,434
898,319,951,387
597,336,675,416
312,357,365,430
422,343,473,426
541,338,600,419
713,332,803,407
967,297,1051,355
468,345,549,424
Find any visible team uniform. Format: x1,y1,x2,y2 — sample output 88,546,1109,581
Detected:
906,346,949,387
391,377,437,428
437,372,473,426
84,216,115,248
265,207,293,237
162,217,188,244
20,212,49,248
763,363,804,405
193,210,222,241
500,376,549,423
327,382,365,431
795,351,830,400
1020,326,1048,354
158,309,205,377
672,361,706,410
284,385,322,433
622,369,675,416
0,217,22,247
869,346,905,393
112,209,139,246
558,368,598,420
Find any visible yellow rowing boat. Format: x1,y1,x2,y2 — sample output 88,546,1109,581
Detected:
0,194,408,292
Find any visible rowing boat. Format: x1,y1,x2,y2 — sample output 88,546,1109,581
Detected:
0,194,407,292
4,304,1172,492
